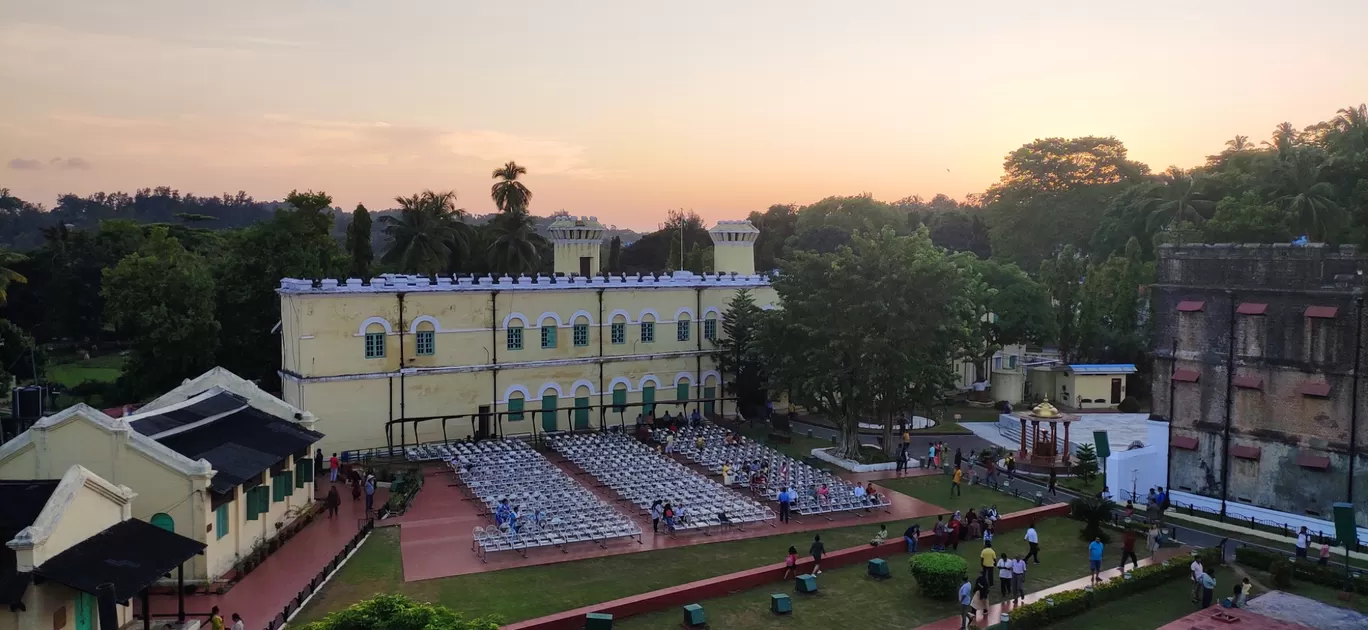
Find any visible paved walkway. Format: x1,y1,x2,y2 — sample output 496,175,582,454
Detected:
1243,591,1368,629
140,481,388,630
913,546,1192,629
396,457,948,582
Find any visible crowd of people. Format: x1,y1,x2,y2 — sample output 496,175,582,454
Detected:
317,449,378,518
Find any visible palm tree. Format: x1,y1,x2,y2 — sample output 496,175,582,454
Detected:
1144,167,1214,233
485,209,542,275
0,249,27,306
1224,135,1252,152
1330,104,1368,152
1275,149,1343,241
378,190,473,275
1262,122,1299,156
491,161,532,213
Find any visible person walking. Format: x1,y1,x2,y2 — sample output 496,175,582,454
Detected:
778,487,793,523
1047,468,1058,496
958,576,975,629
325,485,340,518
1011,555,1027,602
1005,453,1016,480
951,466,964,497
997,554,1013,599
1088,537,1104,585
809,534,826,575
979,541,997,588
650,500,664,533
954,448,963,469
1295,526,1310,560
329,453,340,483
1024,521,1041,563
363,472,376,515
1189,554,1205,603
783,545,799,580
1120,526,1139,571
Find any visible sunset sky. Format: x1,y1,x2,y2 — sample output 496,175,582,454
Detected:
3,1,1366,230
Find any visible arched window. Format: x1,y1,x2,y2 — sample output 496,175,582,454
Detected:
415,320,436,356
677,316,691,342
150,512,175,532
540,316,558,349
640,313,656,344
611,314,627,345
572,315,591,347
364,323,386,359
704,314,719,342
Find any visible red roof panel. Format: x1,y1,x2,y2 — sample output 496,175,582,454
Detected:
1296,453,1331,470
1304,305,1339,319
1233,375,1264,390
1172,369,1200,383
1236,303,1268,315
1172,436,1199,450
1177,300,1206,312
1230,445,1261,460
1298,382,1331,397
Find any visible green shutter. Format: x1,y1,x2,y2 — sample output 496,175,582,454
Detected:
541,395,558,432
297,459,312,487
216,504,230,540
677,383,690,403
509,397,524,421
275,471,294,501
574,397,590,429
704,386,716,415
642,386,655,416
612,388,626,412
246,488,260,521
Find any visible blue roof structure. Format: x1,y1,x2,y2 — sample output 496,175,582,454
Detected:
1068,364,1137,374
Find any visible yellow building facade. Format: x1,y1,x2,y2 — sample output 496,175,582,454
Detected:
0,369,321,584
279,220,778,455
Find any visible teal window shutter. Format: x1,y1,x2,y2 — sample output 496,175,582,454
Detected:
216,504,230,540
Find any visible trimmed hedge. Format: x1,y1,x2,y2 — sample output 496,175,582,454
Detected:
989,547,1223,630
909,552,968,601
1234,546,1368,594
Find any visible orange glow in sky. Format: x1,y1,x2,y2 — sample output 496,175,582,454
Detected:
3,1,1366,230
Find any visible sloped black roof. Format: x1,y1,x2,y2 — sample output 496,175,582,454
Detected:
127,390,246,437
33,519,205,603
155,405,324,494
0,480,59,607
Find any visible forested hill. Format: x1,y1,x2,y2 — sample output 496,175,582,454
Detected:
0,187,640,252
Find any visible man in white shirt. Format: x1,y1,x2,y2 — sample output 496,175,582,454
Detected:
997,556,1013,599
1024,522,1040,563
1011,556,1027,602
1295,526,1309,559
1189,555,1205,603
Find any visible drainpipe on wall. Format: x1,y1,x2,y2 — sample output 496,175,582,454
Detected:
1166,337,1177,496
696,286,704,413
1220,291,1235,520
491,290,500,439
1348,296,1363,518
398,292,407,449
598,288,606,431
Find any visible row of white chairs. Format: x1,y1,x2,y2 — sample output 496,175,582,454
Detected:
448,439,642,561
656,425,892,517
551,433,776,536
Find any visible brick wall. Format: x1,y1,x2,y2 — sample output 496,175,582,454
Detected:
1152,243,1368,524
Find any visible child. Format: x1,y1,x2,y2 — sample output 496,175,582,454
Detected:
783,546,798,580
1319,541,1331,566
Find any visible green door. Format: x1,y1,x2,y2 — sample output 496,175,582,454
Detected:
75,592,96,630
704,386,716,416
150,512,174,532
574,397,590,429
642,386,655,416
677,383,690,408
541,395,558,432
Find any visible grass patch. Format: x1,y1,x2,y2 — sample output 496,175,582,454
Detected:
296,512,957,625
1045,566,1240,630
617,517,1143,630
46,352,124,388
911,420,973,435
879,474,1039,517
1057,476,1105,498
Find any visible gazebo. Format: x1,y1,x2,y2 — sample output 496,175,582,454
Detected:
1014,401,1078,469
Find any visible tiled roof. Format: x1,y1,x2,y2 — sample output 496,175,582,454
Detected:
33,519,205,603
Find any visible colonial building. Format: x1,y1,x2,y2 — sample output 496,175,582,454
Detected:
0,369,322,584
277,217,778,455
1152,242,1368,528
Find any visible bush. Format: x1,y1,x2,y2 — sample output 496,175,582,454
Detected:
1001,547,1223,630
908,552,968,600
1235,546,1368,594
1116,396,1141,413
298,593,500,630
1072,443,1100,483
1070,496,1116,543
1269,559,1293,588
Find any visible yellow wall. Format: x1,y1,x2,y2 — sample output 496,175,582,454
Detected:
201,458,313,580
1071,373,1127,409
6,583,131,630
279,276,776,453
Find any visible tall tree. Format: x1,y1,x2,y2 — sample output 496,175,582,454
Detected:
606,235,622,273
485,208,542,275
1039,245,1088,363
0,248,27,306
713,289,769,419
1144,167,1215,234
491,161,532,213
379,190,473,275
103,227,220,398
761,228,977,459
346,203,374,278
1275,148,1344,240
1077,238,1154,365
967,257,1055,371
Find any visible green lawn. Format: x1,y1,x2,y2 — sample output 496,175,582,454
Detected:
879,473,1040,517
1057,476,1105,498
617,517,1139,630
1046,567,1240,630
296,511,957,625
46,352,124,387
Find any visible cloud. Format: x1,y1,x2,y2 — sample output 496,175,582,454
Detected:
7,158,43,170
53,157,92,170
443,130,602,179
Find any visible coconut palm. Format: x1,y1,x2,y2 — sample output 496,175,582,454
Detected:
1144,167,1214,233
491,161,532,213
485,209,541,275
378,190,473,275
0,248,27,306
1330,104,1368,152
1275,149,1343,241
1224,135,1252,152
1262,122,1299,156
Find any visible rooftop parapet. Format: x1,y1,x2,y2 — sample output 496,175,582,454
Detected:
277,270,771,294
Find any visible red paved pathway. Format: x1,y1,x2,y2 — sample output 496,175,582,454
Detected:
397,459,947,582
139,481,389,630
913,546,1192,629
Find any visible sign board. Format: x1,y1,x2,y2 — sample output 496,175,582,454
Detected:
1094,431,1112,459
1333,503,1356,548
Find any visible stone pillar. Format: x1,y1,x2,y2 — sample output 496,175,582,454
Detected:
1031,421,1040,459
1063,422,1071,464
1050,422,1058,459
1019,417,1028,456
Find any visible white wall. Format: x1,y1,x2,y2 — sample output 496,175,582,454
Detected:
1105,420,1169,504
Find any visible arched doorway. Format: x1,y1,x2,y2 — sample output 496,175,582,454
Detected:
150,512,175,532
